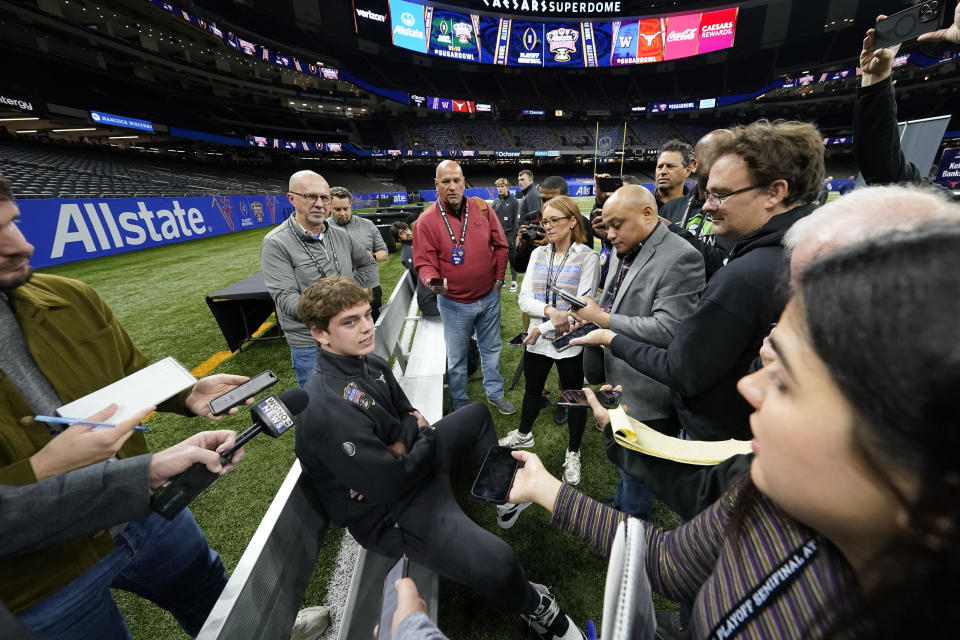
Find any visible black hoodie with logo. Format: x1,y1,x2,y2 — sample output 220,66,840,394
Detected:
295,349,436,546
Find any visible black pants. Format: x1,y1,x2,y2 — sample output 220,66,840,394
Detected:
506,244,519,282
519,350,587,452
370,285,383,321
370,404,541,615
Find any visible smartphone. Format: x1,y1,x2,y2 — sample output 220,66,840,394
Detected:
471,445,520,504
547,284,586,310
208,370,278,416
874,1,946,48
427,277,447,289
551,321,600,351
558,389,622,408
508,331,528,346
596,176,624,193
377,555,409,640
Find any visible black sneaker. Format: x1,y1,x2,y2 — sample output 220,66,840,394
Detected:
553,404,568,425
521,583,586,640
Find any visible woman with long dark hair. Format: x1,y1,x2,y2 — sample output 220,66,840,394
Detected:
506,222,960,638
499,195,599,486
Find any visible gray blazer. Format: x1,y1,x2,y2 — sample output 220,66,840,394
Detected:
597,221,704,420
1,455,152,557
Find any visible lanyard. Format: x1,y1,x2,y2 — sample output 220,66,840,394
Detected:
706,537,819,640
438,200,469,248
545,245,573,311
287,217,341,279
678,193,697,229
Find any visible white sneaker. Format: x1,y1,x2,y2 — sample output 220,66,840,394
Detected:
499,429,535,449
522,583,586,640
509,281,518,292
290,605,330,640
562,450,581,486
496,501,532,529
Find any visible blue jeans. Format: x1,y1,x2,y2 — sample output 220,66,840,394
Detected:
290,345,318,388
437,287,505,408
18,509,227,640
615,470,654,521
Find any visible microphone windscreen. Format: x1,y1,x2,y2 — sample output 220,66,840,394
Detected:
279,388,309,416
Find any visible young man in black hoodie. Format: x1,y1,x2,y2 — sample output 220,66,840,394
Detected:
293,277,584,640
572,120,823,443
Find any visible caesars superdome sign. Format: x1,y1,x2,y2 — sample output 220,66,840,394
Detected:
447,0,629,19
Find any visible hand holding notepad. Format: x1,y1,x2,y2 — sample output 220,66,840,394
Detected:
56,357,197,429
608,407,752,465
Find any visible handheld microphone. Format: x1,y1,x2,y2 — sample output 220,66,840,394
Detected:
150,389,309,520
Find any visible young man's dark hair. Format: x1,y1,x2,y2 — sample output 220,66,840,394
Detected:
518,169,534,182
297,276,372,332
390,220,410,243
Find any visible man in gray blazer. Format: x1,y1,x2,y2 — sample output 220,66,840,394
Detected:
572,185,704,518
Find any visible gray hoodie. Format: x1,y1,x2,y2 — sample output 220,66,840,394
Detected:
260,216,377,347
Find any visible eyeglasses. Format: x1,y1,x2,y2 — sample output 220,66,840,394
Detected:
542,215,572,227
290,191,332,205
704,184,767,207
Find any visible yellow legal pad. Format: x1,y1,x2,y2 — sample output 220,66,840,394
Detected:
609,407,753,465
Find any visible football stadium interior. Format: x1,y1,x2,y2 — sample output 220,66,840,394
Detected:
1,0,959,638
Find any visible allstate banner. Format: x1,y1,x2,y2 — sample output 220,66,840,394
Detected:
935,147,960,189
18,195,289,268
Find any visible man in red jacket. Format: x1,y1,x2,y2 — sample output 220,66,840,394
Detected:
414,161,515,414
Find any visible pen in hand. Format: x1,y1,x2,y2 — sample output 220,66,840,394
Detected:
33,415,150,431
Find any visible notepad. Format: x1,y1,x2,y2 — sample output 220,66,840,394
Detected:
57,357,196,427
609,407,752,465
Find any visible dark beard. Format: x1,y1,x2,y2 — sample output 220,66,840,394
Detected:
0,264,33,292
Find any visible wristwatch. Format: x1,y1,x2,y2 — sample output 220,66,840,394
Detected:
494,279,505,287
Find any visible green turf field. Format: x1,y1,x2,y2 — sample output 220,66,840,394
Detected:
37,201,678,639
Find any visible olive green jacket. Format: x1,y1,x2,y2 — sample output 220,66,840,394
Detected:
0,273,189,612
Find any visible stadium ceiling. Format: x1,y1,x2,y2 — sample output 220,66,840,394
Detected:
182,0,914,102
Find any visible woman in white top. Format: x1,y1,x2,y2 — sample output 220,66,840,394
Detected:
499,195,600,485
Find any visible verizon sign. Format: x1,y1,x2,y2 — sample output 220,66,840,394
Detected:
356,8,387,22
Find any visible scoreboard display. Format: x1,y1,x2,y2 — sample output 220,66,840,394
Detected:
388,0,738,67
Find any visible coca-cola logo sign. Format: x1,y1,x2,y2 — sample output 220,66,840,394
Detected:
666,28,697,42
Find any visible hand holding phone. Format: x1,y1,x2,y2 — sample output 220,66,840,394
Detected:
547,284,587,310
874,1,947,48
596,176,624,194
427,277,448,295
508,331,528,346
558,389,621,408
552,322,600,351
471,445,521,504
208,370,278,416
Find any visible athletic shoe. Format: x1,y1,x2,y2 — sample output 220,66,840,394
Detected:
496,501,532,529
562,450,581,486
488,395,517,415
509,281,518,292
290,605,330,640
553,404,568,425
522,583,586,640
499,429,535,449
